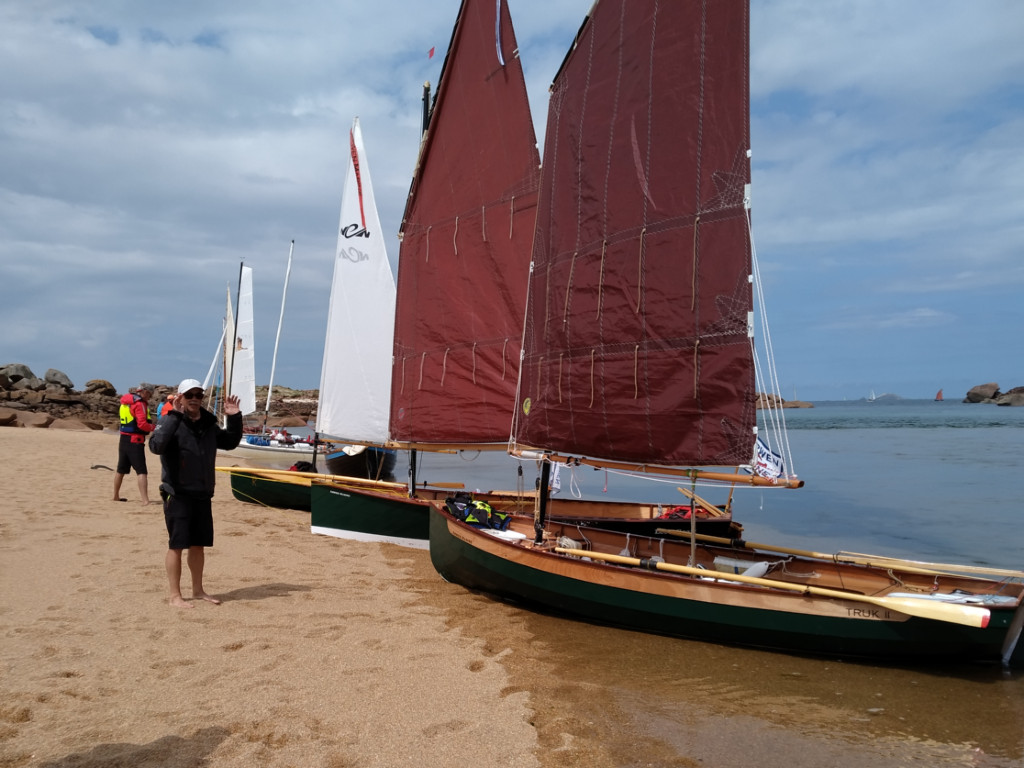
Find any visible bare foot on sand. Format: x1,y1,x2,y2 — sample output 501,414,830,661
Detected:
141,500,155,506
194,593,222,605
169,596,193,608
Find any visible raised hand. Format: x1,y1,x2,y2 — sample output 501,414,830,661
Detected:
223,394,241,415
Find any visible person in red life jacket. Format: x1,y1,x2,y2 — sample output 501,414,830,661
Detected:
149,378,242,608
113,382,156,505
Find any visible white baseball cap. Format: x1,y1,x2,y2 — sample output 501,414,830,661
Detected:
177,378,204,394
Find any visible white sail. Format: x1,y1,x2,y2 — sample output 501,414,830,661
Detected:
316,117,396,443
231,265,257,415
265,241,294,418
222,284,235,404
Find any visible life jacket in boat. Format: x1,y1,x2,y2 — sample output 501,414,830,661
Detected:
445,496,511,531
119,393,152,435
657,505,693,520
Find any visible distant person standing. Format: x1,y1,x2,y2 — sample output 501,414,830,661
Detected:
149,378,242,608
157,393,174,421
113,382,156,505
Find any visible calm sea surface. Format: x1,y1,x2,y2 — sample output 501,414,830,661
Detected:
395,400,1024,766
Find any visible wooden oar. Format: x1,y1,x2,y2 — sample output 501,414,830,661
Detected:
554,547,992,628
654,528,1024,581
216,466,465,491
676,486,726,517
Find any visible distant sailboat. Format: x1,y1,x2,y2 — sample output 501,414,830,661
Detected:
935,388,944,401
868,389,877,402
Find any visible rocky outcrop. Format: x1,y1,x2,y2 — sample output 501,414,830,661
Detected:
995,386,1024,407
755,392,813,409
964,383,1000,403
0,363,321,429
1,364,127,428
85,379,117,396
45,368,74,389
964,382,1024,406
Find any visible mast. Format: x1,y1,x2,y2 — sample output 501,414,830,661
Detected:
264,240,295,431
407,80,433,493
226,261,243,409
421,81,431,133
221,281,236,421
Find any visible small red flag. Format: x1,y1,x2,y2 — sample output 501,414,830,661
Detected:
428,46,435,59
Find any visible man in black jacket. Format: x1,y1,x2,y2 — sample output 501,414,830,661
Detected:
150,378,243,608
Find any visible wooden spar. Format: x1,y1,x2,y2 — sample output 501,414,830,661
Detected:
554,548,992,629
387,440,514,453
215,467,465,491
676,486,725,517
216,467,404,489
509,449,804,489
837,551,1024,581
654,528,1024,581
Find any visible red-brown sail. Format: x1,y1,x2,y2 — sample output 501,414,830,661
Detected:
389,0,540,446
512,0,755,468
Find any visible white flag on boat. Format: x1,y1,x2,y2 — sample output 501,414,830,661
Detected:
753,437,784,479
550,462,562,494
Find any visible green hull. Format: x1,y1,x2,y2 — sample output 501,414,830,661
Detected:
429,506,1024,668
310,482,429,549
229,473,311,511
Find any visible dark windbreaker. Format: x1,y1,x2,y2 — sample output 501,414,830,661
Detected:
149,408,242,498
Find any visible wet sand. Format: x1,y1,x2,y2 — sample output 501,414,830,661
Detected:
2,428,1022,767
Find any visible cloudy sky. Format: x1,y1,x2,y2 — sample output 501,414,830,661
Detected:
2,0,1022,402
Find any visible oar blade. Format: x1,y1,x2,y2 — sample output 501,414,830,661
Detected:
881,596,990,628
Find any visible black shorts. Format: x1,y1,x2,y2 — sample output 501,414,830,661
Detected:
116,434,147,475
163,493,214,550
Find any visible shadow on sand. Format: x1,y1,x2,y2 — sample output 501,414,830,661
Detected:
40,726,229,767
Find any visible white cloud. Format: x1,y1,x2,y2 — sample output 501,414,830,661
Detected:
0,0,1021,400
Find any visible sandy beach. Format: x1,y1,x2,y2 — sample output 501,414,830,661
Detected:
4,428,1023,768
0,429,569,768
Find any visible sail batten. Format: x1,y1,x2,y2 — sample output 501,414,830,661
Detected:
389,0,540,446
512,0,754,469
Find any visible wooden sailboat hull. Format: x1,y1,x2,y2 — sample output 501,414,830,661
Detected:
324,446,397,481
429,505,1024,668
220,467,404,514
222,439,319,470
229,470,312,510
311,480,431,549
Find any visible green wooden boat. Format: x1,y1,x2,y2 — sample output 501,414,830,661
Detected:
429,506,1024,668
421,0,1024,670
